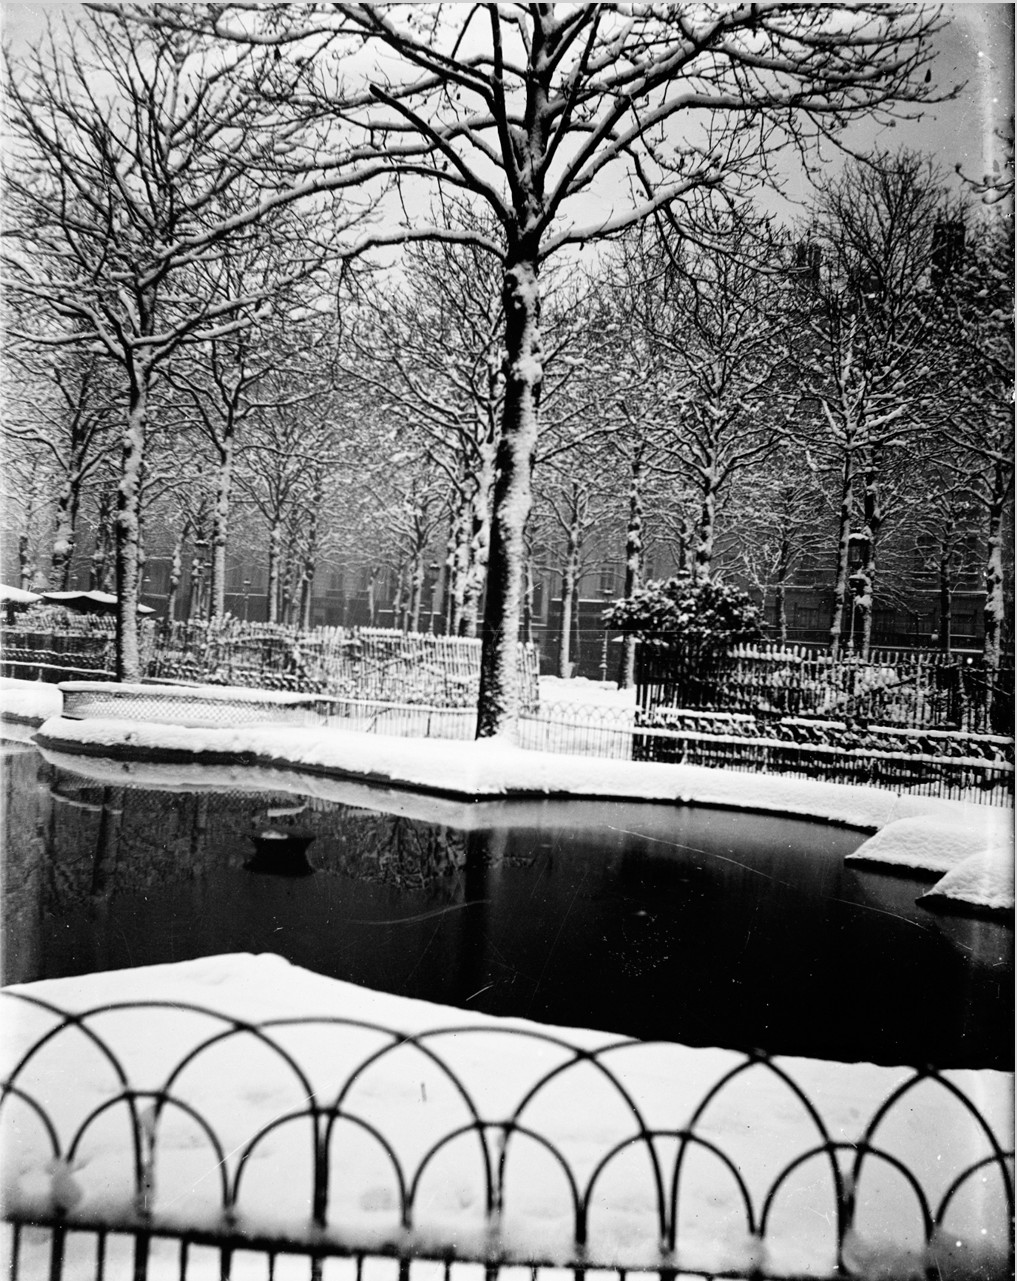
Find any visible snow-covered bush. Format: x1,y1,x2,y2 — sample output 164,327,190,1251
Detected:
604,574,763,651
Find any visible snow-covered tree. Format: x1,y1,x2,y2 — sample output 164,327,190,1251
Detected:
789,151,954,657
2,12,364,676
162,0,945,735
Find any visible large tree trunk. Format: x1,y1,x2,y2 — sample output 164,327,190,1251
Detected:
477,256,542,738
618,446,644,688
938,548,952,654
210,430,234,620
114,384,147,681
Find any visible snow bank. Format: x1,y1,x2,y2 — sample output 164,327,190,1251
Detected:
0,677,61,723
847,813,1014,910
846,812,1013,874
30,710,1004,834
2,954,1011,1280
920,847,1015,912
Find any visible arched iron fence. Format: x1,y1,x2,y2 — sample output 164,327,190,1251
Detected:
2,992,1012,1280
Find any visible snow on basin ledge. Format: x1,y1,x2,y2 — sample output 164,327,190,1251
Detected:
1,954,1012,1280
29,708,1006,835
847,812,1014,909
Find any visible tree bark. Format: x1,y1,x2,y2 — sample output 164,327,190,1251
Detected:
856,442,882,660
982,463,1006,678
166,532,184,624
114,383,147,681
50,464,82,589
829,446,855,658
477,256,542,738
618,447,644,688
266,519,282,623
210,429,234,620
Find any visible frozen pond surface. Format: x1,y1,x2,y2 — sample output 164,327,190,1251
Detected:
3,742,1012,1069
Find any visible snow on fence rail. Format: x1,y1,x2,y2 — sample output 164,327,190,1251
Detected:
1,991,1012,1281
635,641,1015,736
519,703,1013,805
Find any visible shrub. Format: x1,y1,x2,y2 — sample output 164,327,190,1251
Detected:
604,574,764,650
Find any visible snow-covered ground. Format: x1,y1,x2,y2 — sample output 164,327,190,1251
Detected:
2,954,1012,1280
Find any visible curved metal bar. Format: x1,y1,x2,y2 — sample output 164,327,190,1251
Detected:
670,1050,840,1244
936,1152,1017,1226
758,1140,852,1239
322,1027,494,1212
665,1129,758,1247
853,1069,1014,1216
0,1082,62,1157
65,1091,230,1212
319,1111,410,1227
503,1039,657,1142
405,1120,500,1223
486,1122,583,1240
157,1023,318,1123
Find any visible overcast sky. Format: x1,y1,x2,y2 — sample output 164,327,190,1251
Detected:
1,1,1012,213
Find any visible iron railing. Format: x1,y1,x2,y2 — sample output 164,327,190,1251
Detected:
635,641,1015,736
1,992,1012,1281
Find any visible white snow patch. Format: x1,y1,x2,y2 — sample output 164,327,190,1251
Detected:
920,847,1015,912
2,954,1011,1278
539,675,636,708
846,812,1013,874
0,678,62,723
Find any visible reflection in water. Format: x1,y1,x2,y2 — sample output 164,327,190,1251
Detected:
1,746,1012,1070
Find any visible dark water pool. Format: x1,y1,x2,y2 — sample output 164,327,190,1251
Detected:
2,743,1012,1069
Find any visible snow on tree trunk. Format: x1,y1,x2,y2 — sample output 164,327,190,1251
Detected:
829,447,855,658
90,487,114,591
856,443,882,660
18,534,34,591
367,567,379,626
266,520,282,624
114,388,147,681
694,446,719,584
982,464,1006,686
477,257,541,739
775,532,792,647
50,469,80,589
166,534,184,624
461,454,493,639
408,552,424,633
522,552,535,646
557,565,576,679
210,432,234,621
618,448,644,688
938,550,953,654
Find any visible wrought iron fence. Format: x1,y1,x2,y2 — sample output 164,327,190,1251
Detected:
635,641,1015,736
520,703,1014,805
2,992,1012,1281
